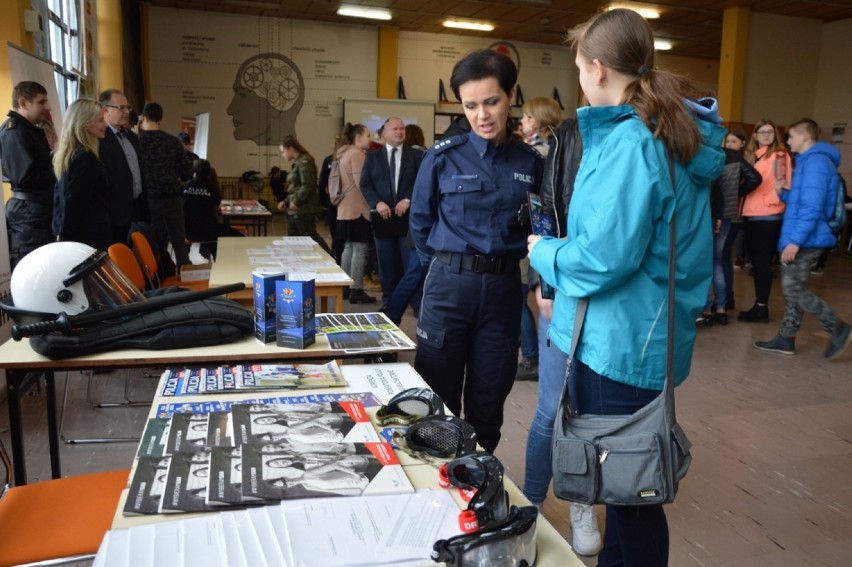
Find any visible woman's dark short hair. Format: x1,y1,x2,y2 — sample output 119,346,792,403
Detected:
450,49,517,100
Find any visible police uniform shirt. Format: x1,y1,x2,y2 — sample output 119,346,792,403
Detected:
410,130,543,263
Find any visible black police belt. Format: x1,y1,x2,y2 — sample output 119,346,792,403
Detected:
11,190,51,205
434,251,517,275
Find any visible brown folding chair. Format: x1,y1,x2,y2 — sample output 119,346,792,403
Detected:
130,231,208,290
108,242,146,291
0,438,128,566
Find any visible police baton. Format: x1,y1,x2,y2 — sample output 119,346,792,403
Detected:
10,282,246,341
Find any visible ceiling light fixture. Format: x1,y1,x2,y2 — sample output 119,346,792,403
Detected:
607,2,661,20
336,6,392,21
443,19,495,32
654,39,673,51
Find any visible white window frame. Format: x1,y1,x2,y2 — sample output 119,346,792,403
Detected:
45,0,85,111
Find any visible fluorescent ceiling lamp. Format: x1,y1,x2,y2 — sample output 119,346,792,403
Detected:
654,39,673,51
336,6,392,20
607,3,661,20
443,20,495,32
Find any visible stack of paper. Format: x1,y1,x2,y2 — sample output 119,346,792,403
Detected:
97,491,463,567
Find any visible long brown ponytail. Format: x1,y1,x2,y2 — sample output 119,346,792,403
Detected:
568,9,702,162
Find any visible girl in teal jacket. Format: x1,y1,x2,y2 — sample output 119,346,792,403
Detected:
527,9,725,565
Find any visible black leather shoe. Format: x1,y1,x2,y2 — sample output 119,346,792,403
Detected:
714,312,729,326
737,304,769,323
349,289,377,304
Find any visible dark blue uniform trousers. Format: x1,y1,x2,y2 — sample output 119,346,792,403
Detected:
414,257,522,453
374,235,410,304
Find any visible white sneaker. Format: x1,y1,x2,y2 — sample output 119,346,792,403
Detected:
570,502,602,556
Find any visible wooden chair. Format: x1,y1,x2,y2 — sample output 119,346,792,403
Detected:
130,231,207,290
0,438,128,567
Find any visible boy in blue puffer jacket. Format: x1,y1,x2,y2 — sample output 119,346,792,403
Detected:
754,118,850,359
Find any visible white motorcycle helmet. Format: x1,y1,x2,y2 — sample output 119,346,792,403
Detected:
9,242,145,318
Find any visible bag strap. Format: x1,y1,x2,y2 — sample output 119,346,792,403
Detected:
563,153,678,418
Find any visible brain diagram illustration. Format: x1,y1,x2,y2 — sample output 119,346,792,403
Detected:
227,53,305,146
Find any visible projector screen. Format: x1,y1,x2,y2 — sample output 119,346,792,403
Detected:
343,98,436,145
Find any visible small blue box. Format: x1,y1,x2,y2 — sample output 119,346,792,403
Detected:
276,279,316,349
253,269,287,343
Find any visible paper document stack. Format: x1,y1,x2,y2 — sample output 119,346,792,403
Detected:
99,491,463,567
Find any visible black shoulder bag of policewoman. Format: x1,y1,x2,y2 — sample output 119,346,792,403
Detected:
551,157,693,506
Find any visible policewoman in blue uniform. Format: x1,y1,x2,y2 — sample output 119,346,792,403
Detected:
409,49,543,453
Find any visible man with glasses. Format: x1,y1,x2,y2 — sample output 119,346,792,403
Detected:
360,117,425,310
0,81,56,262
99,88,148,245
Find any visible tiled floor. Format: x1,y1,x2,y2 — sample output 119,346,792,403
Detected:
2,215,850,566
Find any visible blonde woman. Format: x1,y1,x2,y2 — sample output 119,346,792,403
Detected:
738,119,792,322
519,96,563,157
52,99,111,250
517,96,564,381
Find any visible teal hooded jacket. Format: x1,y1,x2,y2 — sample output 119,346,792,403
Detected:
530,102,725,390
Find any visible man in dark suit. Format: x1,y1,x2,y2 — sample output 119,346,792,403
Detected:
360,117,425,308
98,88,148,245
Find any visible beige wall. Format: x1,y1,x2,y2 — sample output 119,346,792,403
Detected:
657,53,719,97
814,18,852,179
814,19,852,132
742,12,822,125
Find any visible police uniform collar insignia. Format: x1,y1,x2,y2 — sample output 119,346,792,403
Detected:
431,135,465,154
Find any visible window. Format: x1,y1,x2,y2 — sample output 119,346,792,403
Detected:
46,0,85,110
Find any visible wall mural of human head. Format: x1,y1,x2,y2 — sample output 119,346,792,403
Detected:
227,52,304,146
